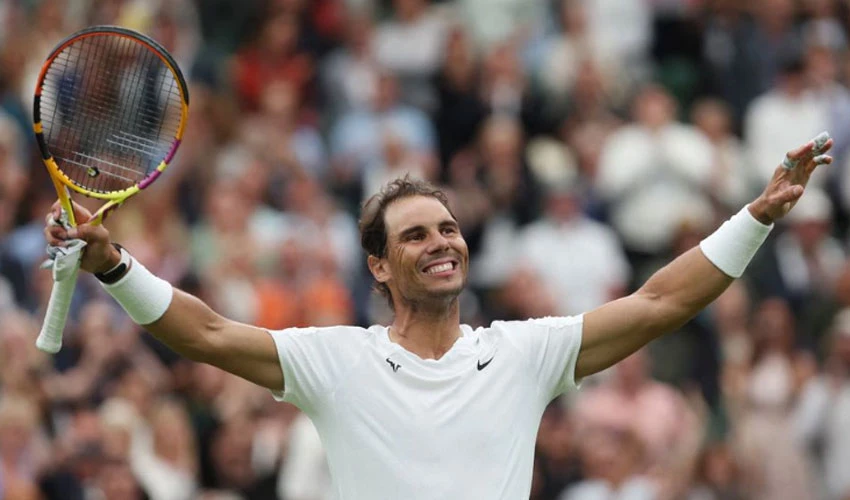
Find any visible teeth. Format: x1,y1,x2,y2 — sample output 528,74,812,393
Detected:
425,262,453,274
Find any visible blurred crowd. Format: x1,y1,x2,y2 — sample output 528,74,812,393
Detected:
2,0,850,498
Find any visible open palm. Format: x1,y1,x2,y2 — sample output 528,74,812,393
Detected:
750,132,834,224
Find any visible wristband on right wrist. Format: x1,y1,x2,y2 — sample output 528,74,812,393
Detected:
94,243,131,284
100,255,174,325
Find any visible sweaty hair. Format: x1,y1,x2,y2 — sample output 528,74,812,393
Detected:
359,175,456,308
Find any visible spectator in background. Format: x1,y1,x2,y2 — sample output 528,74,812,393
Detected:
469,114,543,288
595,84,714,260
560,426,657,500
320,10,380,118
277,412,332,500
747,188,845,344
744,46,830,188
537,0,593,108
433,26,488,171
515,181,630,316
373,0,449,111
232,8,313,112
129,398,198,500
724,297,818,500
572,349,701,473
240,78,328,180
691,98,756,212
329,71,435,205
794,308,850,500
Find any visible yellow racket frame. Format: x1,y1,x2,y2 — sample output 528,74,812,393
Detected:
33,25,190,225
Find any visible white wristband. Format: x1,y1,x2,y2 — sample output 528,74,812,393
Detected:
101,256,173,325
699,205,773,278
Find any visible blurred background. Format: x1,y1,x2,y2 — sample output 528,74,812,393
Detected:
2,0,850,498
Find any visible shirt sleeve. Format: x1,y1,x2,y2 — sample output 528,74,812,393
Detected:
266,326,359,414
499,315,584,401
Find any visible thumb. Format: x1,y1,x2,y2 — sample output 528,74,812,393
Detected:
66,222,104,241
781,185,805,204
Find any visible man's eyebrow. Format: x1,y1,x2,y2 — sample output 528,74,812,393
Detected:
397,225,426,239
396,219,458,239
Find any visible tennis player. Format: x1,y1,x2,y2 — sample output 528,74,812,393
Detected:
44,133,832,499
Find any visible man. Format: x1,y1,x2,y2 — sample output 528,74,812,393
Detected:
44,134,833,499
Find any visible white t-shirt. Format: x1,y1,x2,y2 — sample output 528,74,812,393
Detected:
268,316,584,500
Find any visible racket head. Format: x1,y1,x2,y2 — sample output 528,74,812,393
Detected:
33,25,189,202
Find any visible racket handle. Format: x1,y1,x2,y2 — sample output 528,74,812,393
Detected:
36,264,80,354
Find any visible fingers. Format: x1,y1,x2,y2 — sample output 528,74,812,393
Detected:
783,132,833,170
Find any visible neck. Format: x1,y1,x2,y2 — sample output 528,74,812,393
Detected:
389,298,462,359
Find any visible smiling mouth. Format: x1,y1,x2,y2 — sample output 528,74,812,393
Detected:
422,261,458,275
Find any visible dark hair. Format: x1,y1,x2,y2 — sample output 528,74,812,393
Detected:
359,175,456,308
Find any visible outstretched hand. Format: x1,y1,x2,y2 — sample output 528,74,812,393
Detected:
43,201,120,274
748,132,834,224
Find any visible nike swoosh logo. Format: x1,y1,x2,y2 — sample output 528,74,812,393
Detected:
477,356,494,371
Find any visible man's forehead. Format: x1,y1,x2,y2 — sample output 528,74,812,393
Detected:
385,196,454,233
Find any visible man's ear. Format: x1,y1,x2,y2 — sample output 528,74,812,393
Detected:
368,254,391,284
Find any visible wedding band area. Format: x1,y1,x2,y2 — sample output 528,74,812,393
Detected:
782,156,799,170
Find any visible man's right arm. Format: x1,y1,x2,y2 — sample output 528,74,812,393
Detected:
44,202,284,392
144,288,283,392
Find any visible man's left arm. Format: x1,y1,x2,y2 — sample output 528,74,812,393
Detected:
576,133,833,379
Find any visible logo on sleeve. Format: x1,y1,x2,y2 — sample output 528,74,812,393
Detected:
386,358,401,372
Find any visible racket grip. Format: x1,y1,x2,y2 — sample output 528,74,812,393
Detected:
36,264,80,354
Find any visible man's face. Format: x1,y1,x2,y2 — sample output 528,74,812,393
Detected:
376,196,469,307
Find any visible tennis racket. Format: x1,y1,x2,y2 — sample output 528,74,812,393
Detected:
34,25,189,353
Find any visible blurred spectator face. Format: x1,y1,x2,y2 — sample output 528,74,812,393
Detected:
151,400,195,467
545,189,580,222
559,0,587,35
381,130,411,168
792,218,831,253
632,86,676,130
345,12,374,53
579,427,644,481
752,298,795,354
691,98,732,142
803,0,835,18
536,406,573,461
260,79,299,121
484,42,522,85
0,394,37,462
374,73,400,111
481,115,522,166
259,12,299,56
615,350,649,392
211,418,256,489
206,181,252,233
443,28,476,88
756,0,795,28
807,45,839,86
393,0,426,22
700,443,739,490
97,459,144,500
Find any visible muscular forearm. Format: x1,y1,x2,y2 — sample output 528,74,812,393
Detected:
635,247,734,332
144,288,228,363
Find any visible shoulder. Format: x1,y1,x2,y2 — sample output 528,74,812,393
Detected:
483,315,584,339
268,325,377,345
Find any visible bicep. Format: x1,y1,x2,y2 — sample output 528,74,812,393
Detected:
577,294,662,379
207,321,284,392
147,289,284,391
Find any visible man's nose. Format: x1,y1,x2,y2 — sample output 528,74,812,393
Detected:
427,231,450,252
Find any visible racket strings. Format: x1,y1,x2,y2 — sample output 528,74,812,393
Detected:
40,33,183,194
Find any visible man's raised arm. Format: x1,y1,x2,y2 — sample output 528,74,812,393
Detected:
576,133,834,379
44,203,284,392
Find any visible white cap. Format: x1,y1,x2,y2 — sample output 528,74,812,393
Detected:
785,187,832,224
